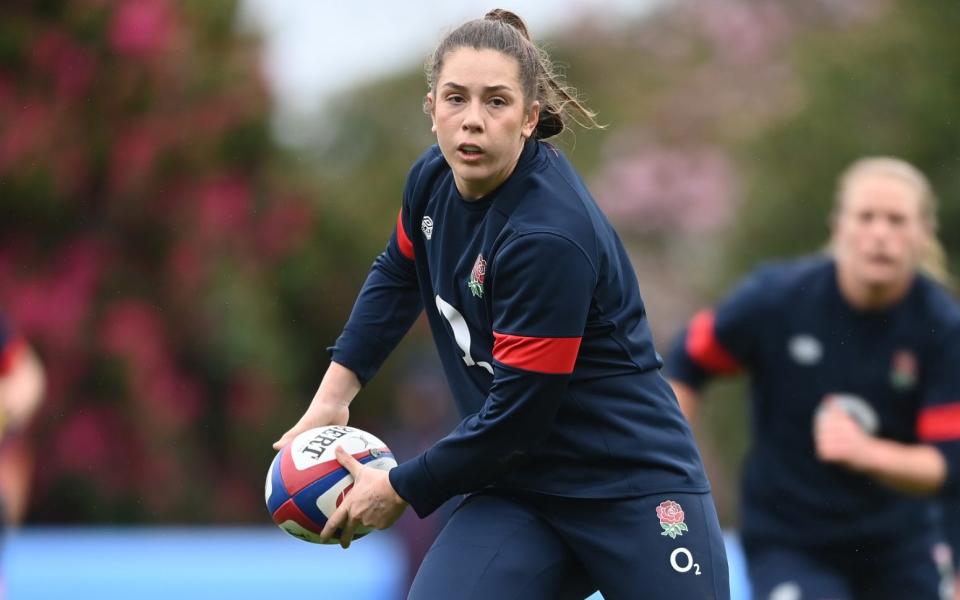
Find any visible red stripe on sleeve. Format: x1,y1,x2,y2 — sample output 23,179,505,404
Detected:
917,403,960,442
396,209,414,260
685,310,741,374
493,332,581,374
0,337,26,376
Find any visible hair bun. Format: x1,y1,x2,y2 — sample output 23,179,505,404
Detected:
484,9,531,40
536,109,564,139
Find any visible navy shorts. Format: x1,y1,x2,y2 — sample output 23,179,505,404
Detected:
744,534,954,600
407,489,729,600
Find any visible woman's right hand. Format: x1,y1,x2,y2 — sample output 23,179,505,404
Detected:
272,399,350,450
272,361,361,450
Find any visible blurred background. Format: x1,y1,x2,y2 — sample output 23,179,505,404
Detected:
1,0,959,597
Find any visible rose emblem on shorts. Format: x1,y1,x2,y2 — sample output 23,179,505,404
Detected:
468,254,486,298
656,500,688,539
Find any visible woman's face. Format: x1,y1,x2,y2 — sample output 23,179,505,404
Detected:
832,172,929,292
427,48,539,200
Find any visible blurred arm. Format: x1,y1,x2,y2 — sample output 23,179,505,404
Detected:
906,326,960,496
0,438,34,524
275,203,423,449
815,402,946,495
668,378,701,423
859,439,946,494
0,342,46,432
0,341,46,525
273,360,359,449
663,271,775,423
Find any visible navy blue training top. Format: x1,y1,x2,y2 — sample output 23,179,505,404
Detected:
331,140,710,517
666,256,960,548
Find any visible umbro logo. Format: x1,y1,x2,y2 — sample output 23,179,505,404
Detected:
421,216,434,240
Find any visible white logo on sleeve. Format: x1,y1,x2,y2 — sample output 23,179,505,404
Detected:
788,334,822,365
421,216,434,240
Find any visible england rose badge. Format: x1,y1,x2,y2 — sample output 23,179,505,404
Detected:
468,254,486,298
657,500,688,539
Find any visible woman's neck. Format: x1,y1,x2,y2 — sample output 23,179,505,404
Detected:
454,142,527,201
836,265,913,311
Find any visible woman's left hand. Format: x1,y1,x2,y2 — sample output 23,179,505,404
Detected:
320,446,408,548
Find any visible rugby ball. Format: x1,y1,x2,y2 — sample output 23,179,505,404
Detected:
265,425,397,544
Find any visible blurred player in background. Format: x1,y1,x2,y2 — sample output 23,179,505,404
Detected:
276,9,729,599
0,311,46,593
0,312,45,527
667,157,960,599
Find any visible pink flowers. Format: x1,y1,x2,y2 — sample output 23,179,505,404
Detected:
0,0,321,525
32,29,97,98
110,0,174,57
196,175,253,242
592,145,737,236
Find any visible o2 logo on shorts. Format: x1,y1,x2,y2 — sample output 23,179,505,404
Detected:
670,547,701,575
656,500,701,576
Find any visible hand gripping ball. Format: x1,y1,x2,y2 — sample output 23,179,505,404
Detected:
266,425,397,543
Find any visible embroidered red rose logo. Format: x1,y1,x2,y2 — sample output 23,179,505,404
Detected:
656,500,688,539
890,349,917,390
468,254,486,298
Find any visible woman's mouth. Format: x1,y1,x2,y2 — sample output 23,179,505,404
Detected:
457,143,485,162
867,253,895,266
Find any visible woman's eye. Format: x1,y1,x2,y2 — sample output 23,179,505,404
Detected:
447,95,465,104
489,97,507,107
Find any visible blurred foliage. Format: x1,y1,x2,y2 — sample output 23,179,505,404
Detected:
730,1,960,273
2,0,957,526
0,0,370,523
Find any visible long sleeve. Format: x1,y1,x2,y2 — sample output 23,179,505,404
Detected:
328,207,422,385
390,232,596,517
916,325,960,566
916,325,960,494
665,266,774,389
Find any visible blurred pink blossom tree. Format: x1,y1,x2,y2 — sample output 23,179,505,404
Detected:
0,0,332,523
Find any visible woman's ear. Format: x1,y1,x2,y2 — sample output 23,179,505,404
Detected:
424,93,437,133
522,100,540,139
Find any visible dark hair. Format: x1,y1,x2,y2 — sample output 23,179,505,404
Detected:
425,9,601,139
